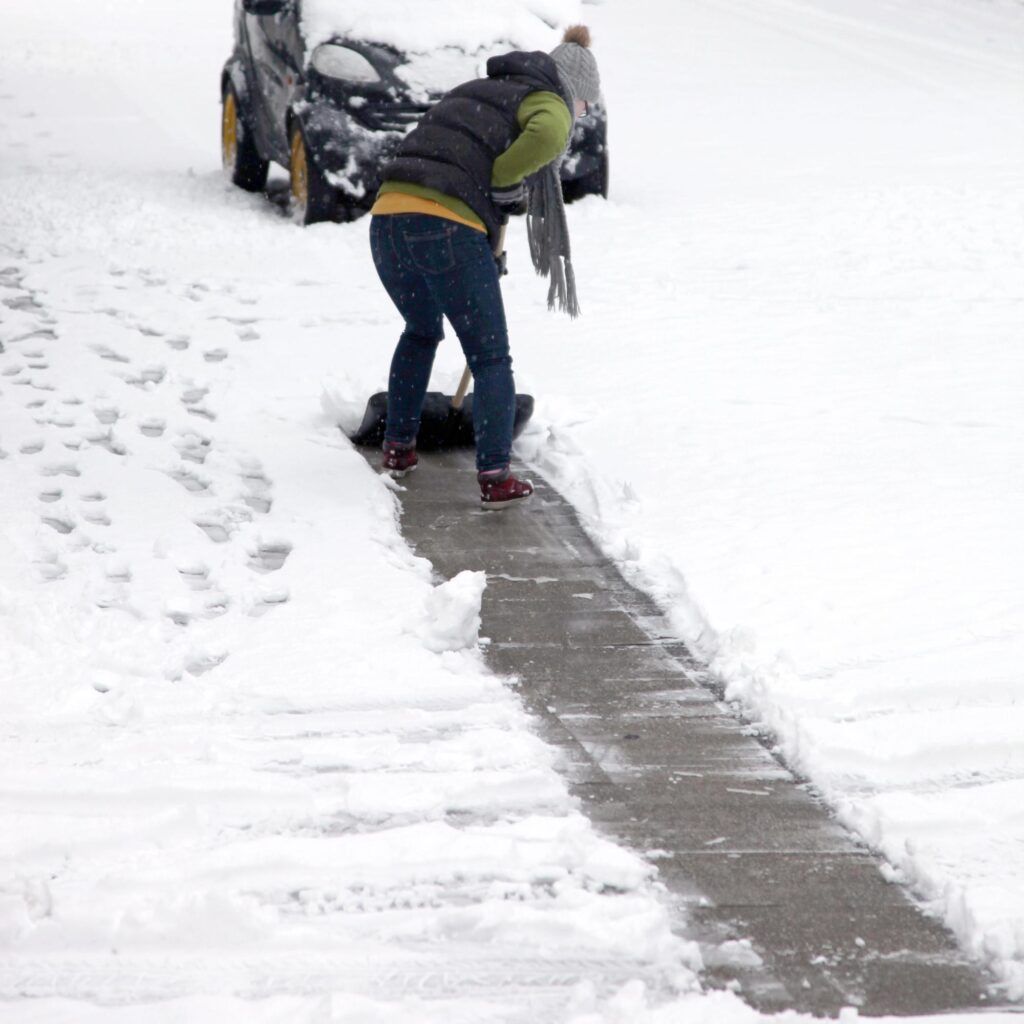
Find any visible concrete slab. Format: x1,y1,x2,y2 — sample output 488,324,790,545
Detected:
367,447,1001,1016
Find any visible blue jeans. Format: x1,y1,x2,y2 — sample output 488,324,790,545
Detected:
370,213,514,473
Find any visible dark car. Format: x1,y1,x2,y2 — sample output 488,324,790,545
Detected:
221,0,608,224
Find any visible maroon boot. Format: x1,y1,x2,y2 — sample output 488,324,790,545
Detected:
382,441,418,477
478,467,533,509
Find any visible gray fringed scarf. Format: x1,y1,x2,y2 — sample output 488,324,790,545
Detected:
526,161,580,318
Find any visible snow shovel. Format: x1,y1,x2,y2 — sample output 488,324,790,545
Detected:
349,223,534,451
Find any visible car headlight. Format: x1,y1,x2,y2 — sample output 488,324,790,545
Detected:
311,44,381,84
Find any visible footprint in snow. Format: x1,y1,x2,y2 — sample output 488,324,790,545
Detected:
251,587,290,617
93,404,120,425
20,439,45,455
94,585,125,611
185,651,228,677
12,327,57,343
167,593,230,625
165,335,190,351
82,507,111,527
166,606,191,627
241,470,273,514
181,387,216,421
177,560,212,591
38,488,62,503
194,505,252,543
125,365,166,388
91,344,130,364
34,550,68,581
96,569,131,609
139,418,166,438
203,593,230,618
248,540,292,573
166,467,211,493
203,349,229,363
40,462,80,478
84,429,127,456
41,513,75,535
194,518,231,544
237,326,260,342
105,562,131,583
3,294,41,312
175,431,211,464
135,269,167,288
80,491,106,503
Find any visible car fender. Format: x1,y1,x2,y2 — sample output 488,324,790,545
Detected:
221,56,251,110
289,100,402,207
222,57,267,157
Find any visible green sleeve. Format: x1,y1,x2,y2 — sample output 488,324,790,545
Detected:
491,91,572,188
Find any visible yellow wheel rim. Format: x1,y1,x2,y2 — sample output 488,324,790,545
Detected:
290,130,309,212
222,92,238,170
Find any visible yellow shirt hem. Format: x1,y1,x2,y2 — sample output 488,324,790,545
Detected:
370,193,487,233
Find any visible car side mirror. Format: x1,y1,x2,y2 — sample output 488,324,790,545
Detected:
242,0,287,14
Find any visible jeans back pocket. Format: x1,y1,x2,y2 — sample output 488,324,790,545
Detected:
403,224,456,275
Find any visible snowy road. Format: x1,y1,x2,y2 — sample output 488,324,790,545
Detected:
3,0,1024,1020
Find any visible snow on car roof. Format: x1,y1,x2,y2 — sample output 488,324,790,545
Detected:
301,0,593,99
300,0,588,60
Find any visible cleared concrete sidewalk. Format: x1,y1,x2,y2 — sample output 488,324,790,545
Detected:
380,448,998,1016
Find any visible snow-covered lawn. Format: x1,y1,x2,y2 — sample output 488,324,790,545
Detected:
1,0,1023,1019
519,0,1024,998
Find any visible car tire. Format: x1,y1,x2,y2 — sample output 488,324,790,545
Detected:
289,123,336,225
562,151,609,203
222,83,269,192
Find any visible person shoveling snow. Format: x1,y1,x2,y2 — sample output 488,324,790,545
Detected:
364,25,601,509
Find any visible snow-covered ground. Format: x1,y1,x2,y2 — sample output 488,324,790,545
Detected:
1,0,1023,1020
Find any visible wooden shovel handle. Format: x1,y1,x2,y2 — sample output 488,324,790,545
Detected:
452,365,472,410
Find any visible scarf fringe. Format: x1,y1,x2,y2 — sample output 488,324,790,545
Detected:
526,164,581,319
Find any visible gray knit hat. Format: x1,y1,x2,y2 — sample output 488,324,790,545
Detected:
550,25,601,105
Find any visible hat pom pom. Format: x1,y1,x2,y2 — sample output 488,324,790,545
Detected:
561,24,592,48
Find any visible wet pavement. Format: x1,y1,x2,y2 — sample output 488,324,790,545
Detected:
373,447,999,1016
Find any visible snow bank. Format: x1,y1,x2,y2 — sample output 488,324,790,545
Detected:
414,570,486,653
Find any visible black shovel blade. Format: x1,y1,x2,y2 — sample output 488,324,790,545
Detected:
348,391,534,452
349,391,390,447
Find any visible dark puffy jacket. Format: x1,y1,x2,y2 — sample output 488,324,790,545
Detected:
383,50,572,247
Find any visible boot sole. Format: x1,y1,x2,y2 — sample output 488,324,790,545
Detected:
480,491,533,511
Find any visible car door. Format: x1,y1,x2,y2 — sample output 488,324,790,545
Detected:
245,2,304,164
